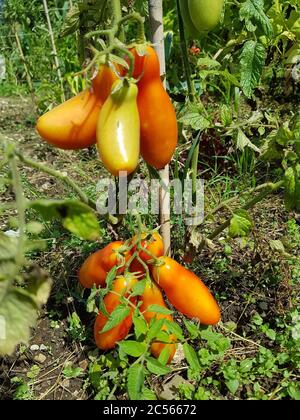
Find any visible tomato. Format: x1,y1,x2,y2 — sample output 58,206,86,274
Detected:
179,0,201,38
36,64,118,150
100,241,131,272
130,46,178,169
140,281,176,363
188,0,224,32
97,79,140,176
130,232,164,275
94,275,137,350
152,257,221,325
78,241,130,288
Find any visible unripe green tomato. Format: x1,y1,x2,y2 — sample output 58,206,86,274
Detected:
179,0,201,39
188,0,224,32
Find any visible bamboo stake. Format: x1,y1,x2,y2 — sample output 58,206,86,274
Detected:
13,27,37,114
42,0,65,103
148,0,171,256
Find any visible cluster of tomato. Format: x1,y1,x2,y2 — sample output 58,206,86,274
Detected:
79,232,221,364
36,45,178,176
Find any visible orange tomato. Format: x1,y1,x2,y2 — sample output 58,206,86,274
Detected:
140,281,176,363
94,275,137,350
36,64,118,150
152,257,221,325
126,46,178,169
78,241,131,289
130,232,164,275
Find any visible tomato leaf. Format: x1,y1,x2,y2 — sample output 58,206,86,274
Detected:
240,40,265,98
145,356,171,376
127,364,145,400
0,275,52,356
147,318,165,341
147,304,173,315
131,279,146,297
237,129,260,153
164,319,184,340
183,343,201,372
30,199,100,241
240,0,272,37
183,320,200,339
141,387,157,400
229,209,253,238
118,340,147,357
133,315,148,339
100,304,130,333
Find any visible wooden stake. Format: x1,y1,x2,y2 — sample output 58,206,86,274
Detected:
148,0,171,256
13,27,37,114
43,0,65,103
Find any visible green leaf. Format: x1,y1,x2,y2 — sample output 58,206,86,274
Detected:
133,315,148,339
183,343,201,371
127,364,145,400
237,129,260,153
284,167,297,211
164,319,184,340
62,364,83,378
0,277,51,355
158,346,173,365
146,356,171,376
179,103,210,130
226,379,239,395
220,104,233,127
141,387,157,400
240,0,273,37
30,199,100,241
100,304,130,334
147,304,173,315
287,384,300,400
131,279,146,297
183,320,200,339
60,4,80,37
240,40,265,97
229,209,253,238
118,340,147,357
197,57,221,68
147,318,165,341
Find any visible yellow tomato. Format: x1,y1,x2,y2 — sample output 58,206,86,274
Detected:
36,64,118,150
97,80,140,176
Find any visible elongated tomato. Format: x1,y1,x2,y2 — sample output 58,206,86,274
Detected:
130,232,164,275
94,275,137,350
78,241,131,288
97,80,140,176
130,46,178,169
152,257,221,325
36,64,118,149
140,281,176,363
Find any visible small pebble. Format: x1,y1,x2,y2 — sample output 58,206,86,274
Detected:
40,344,48,351
30,344,40,351
34,353,47,364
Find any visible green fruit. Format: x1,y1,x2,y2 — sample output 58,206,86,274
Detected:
179,0,201,39
188,0,224,32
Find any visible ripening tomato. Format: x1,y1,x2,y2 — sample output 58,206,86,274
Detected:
94,275,137,350
152,257,221,325
97,79,140,176
130,46,178,169
78,241,131,288
130,232,164,275
139,281,176,363
188,0,224,32
36,64,118,150
100,241,131,272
